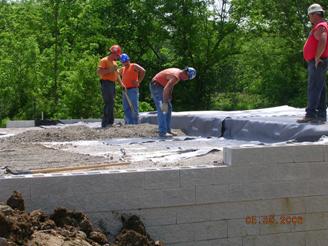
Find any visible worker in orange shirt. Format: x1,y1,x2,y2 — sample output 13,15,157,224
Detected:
119,53,146,124
97,45,123,128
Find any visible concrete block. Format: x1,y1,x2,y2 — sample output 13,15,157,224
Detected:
192,220,227,240
293,212,328,232
147,224,194,244
87,211,123,236
195,184,229,204
307,180,328,196
228,183,263,201
179,166,230,187
276,163,311,181
30,172,145,200
0,178,31,201
242,232,306,246
211,202,246,220
228,218,259,237
170,238,242,246
224,144,325,166
305,195,328,213
309,164,328,180
138,207,177,226
306,230,328,246
162,188,195,207
144,170,180,190
176,205,212,223
6,120,35,128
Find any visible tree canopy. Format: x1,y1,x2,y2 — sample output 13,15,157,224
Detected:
0,0,322,122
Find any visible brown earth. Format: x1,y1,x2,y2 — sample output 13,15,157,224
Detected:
0,191,163,246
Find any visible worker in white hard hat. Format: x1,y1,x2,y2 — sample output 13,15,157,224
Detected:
297,3,328,123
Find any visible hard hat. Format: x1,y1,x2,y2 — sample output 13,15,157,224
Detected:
120,53,130,63
308,3,324,15
109,45,122,55
185,67,196,80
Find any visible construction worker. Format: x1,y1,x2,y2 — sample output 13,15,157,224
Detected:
97,45,122,128
119,53,146,124
150,67,196,137
298,3,328,123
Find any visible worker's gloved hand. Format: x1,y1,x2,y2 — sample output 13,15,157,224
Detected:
161,102,169,113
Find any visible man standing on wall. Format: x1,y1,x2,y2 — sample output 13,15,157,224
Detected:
298,4,328,123
150,67,196,137
119,53,146,124
97,45,122,128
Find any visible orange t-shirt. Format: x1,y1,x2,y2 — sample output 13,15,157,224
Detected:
121,63,139,88
98,57,118,81
152,68,181,87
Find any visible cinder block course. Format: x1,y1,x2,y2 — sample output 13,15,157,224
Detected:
179,166,230,187
176,205,212,223
242,232,306,246
293,212,328,232
144,170,180,190
228,218,259,237
0,178,31,201
224,144,325,166
162,187,195,207
305,195,328,213
195,184,229,204
192,220,227,240
147,223,194,244
306,230,328,246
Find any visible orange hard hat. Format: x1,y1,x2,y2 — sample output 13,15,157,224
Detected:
109,45,122,55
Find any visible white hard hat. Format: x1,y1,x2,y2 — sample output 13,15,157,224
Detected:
308,3,324,15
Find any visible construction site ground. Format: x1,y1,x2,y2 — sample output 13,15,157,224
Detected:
0,123,223,174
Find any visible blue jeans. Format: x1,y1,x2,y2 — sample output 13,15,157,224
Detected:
123,88,139,124
149,82,172,136
100,80,115,127
306,59,328,119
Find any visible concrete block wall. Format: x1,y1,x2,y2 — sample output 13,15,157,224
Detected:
1,143,328,245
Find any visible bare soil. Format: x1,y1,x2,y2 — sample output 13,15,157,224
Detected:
0,124,222,173
0,191,162,246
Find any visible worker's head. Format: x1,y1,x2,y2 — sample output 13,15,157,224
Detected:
120,53,130,66
109,45,122,60
182,67,196,80
308,3,324,20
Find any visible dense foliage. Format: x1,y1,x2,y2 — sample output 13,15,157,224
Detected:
0,0,324,121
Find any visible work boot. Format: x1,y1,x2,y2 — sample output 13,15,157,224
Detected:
159,132,173,138
168,131,178,136
296,116,317,123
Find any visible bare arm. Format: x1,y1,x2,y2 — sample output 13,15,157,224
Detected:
163,75,179,103
134,64,146,84
314,26,327,66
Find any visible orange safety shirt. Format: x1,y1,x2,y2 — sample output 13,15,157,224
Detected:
304,21,328,61
152,68,182,87
121,63,139,88
98,57,118,81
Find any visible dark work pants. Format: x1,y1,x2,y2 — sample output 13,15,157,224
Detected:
100,80,115,127
306,59,328,119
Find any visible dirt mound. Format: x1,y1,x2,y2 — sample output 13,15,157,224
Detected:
0,191,163,246
0,124,167,143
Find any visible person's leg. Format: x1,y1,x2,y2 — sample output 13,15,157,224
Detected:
149,83,167,136
101,81,111,127
317,59,328,121
306,61,326,118
122,91,132,124
166,101,172,133
127,88,139,124
107,83,115,125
